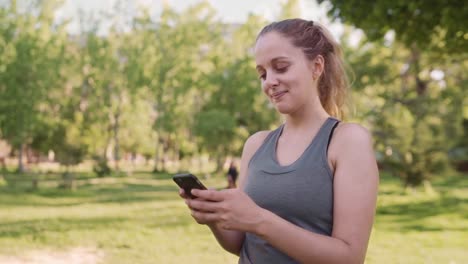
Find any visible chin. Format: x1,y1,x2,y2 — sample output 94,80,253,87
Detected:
275,103,294,115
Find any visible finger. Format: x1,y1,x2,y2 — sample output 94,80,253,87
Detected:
191,189,224,202
187,199,220,212
191,210,219,223
179,188,189,199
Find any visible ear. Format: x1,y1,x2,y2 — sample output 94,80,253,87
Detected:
312,55,325,80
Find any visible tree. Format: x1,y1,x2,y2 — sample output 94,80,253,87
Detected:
321,0,468,54
135,2,224,171
195,13,279,171
0,0,69,172
340,29,465,186
324,1,467,185
193,110,237,171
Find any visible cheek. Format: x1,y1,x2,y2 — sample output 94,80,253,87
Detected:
281,69,302,87
288,73,313,94
261,82,270,96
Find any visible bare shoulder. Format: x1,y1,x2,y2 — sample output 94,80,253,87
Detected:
330,122,378,180
238,130,271,188
328,122,375,169
333,122,373,150
243,130,271,155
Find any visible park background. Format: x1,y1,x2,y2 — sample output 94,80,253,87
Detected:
0,0,466,263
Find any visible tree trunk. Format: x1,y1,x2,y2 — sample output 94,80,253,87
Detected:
113,97,121,171
18,144,25,173
160,136,170,172
173,144,180,171
410,46,428,96
61,166,74,190
215,154,224,173
32,176,38,190
104,124,112,163
153,135,160,172
0,157,6,171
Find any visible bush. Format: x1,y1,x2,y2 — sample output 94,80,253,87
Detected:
93,156,111,177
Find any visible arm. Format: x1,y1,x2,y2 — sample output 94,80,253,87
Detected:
186,131,270,255
189,124,378,263
252,124,379,263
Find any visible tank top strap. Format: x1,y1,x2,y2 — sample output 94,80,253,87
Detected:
312,117,340,164
267,125,284,144
247,125,284,168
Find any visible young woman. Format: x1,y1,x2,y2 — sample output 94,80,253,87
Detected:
180,18,379,264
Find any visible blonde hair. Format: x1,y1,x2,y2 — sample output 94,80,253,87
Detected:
257,19,349,119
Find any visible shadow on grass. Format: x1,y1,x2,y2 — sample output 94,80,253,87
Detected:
0,216,128,238
0,215,193,239
378,172,468,192
374,174,468,233
377,195,467,217
377,194,468,232
394,224,465,232
85,182,179,204
0,214,194,240
0,181,180,207
432,175,468,189
127,171,173,180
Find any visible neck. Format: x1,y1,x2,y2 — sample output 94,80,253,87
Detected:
283,97,330,132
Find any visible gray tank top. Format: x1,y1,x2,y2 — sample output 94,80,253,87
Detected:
239,117,339,264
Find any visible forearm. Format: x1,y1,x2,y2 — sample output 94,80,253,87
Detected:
208,223,245,255
256,210,361,264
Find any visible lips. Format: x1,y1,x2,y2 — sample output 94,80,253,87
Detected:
272,91,287,100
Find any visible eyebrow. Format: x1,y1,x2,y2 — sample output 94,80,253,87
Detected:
256,56,290,70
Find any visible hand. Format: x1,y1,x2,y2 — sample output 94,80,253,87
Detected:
179,188,220,226
186,188,266,233
178,188,189,199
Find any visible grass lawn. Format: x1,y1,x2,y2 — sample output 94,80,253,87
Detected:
0,172,466,263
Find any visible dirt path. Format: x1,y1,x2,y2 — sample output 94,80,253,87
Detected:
0,247,104,264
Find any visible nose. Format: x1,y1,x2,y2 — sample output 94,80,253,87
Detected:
263,71,279,91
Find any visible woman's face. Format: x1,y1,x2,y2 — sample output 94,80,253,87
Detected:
254,31,317,115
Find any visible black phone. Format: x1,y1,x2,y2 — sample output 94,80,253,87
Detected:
173,173,207,199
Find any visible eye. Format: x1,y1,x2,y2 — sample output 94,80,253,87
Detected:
276,66,288,73
258,72,266,80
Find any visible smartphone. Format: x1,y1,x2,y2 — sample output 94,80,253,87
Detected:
173,173,207,199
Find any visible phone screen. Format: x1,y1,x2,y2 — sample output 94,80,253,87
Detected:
173,173,207,198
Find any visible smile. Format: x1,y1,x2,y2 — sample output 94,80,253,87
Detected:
272,91,287,100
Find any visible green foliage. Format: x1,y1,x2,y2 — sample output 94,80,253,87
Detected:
342,30,465,186
93,156,111,178
194,110,236,153
329,1,467,186
50,116,88,167
0,0,463,187
323,0,468,53
200,14,277,158
0,1,285,174
0,0,67,147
